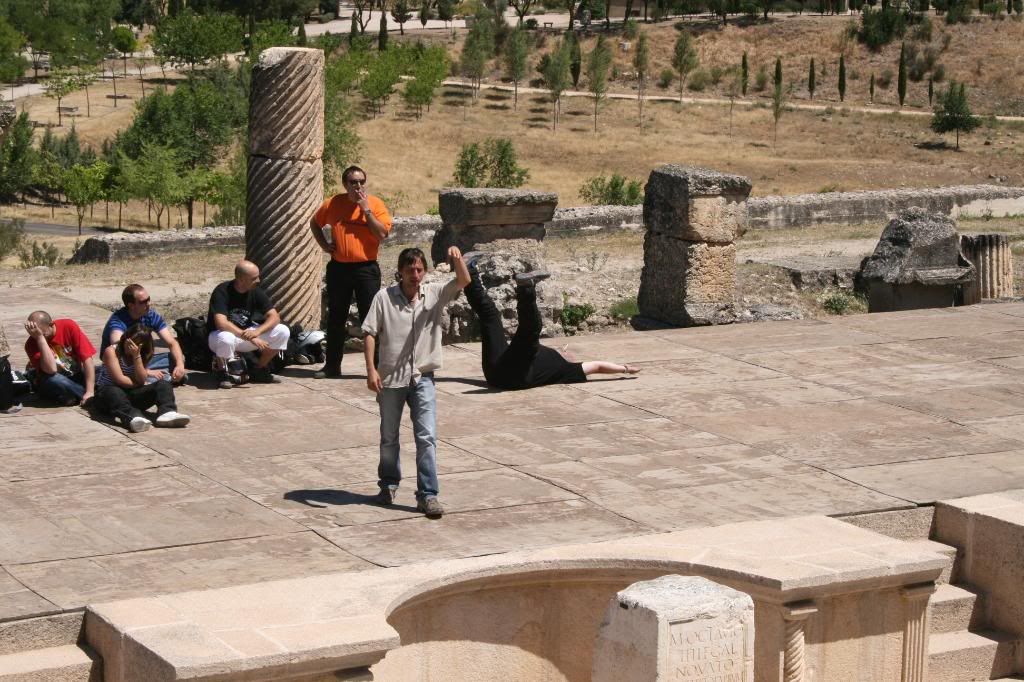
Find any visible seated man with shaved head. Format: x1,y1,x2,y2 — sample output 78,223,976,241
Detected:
23,311,97,406
207,260,290,388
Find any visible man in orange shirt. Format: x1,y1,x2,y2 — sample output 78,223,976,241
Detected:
309,165,392,378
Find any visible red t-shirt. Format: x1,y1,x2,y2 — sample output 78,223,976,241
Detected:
24,319,96,373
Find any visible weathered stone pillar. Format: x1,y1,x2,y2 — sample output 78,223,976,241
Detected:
591,575,755,682
961,234,1014,303
246,47,325,331
780,601,817,682
637,165,752,327
900,583,935,682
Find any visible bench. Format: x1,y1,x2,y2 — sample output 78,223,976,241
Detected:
543,21,554,28
57,105,80,115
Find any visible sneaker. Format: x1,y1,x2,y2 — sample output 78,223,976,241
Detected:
155,411,191,428
218,375,235,390
462,251,486,269
250,367,281,384
417,496,444,519
128,416,151,433
313,368,341,379
514,270,551,287
376,486,397,506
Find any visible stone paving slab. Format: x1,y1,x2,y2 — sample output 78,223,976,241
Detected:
3,287,1024,621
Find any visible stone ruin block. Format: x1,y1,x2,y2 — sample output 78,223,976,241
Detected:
860,208,975,313
432,188,557,265
637,165,751,327
961,233,1014,303
638,236,737,326
592,575,754,682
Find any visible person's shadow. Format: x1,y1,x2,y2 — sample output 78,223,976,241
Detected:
284,489,419,513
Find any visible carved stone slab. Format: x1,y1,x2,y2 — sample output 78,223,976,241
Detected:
438,188,558,227
592,575,755,682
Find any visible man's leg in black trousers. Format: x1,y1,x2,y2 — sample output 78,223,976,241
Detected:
324,262,355,374
352,262,381,325
465,269,509,369
128,381,177,417
508,285,542,351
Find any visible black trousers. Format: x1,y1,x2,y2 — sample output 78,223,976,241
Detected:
96,381,176,426
464,271,585,390
0,357,13,411
325,260,381,371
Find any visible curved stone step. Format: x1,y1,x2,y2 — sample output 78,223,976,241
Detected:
0,643,99,681
930,583,982,635
928,630,1021,682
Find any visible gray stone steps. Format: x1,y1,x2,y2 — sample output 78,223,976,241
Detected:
930,584,983,635
928,630,1022,682
0,643,99,681
0,613,83,656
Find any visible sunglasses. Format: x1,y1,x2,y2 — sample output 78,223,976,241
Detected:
134,298,151,305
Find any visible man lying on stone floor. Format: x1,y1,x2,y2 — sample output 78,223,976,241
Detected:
461,253,640,390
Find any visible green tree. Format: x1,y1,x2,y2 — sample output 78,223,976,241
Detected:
585,34,612,132
838,53,846,102
503,28,529,110
897,41,907,106
578,173,643,204
62,161,110,234
808,58,816,99
0,17,28,88
931,81,979,150
928,75,933,105
297,20,308,46
633,31,649,128
118,144,185,229
542,37,571,129
403,46,449,117
0,113,35,202
460,9,496,98
671,31,698,103
437,0,455,27
773,57,782,91
870,72,875,102
509,0,536,24
110,26,138,77
152,10,243,71
391,0,413,34
451,137,529,188
377,12,388,51
741,51,748,95
43,69,82,127
360,51,402,116
772,62,786,150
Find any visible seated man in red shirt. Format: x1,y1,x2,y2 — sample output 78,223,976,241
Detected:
23,310,97,406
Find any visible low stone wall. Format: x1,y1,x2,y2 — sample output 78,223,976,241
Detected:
747,185,1024,230
68,185,1024,264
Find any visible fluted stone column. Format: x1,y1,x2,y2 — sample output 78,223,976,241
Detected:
961,234,1014,304
637,165,752,327
246,47,325,331
900,583,935,682
780,601,817,682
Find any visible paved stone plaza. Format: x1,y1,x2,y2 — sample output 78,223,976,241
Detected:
3,286,1024,624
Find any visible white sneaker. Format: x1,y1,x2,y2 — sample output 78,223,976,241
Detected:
128,416,151,433
155,411,191,428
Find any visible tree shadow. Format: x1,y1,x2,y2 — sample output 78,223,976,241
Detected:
284,488,419,513
914,140,953,151
484,103,510,111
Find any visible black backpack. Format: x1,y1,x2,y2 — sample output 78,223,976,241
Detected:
173,316,214,371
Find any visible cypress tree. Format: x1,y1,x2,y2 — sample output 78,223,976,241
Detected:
808,58,815,99
838,54,846,102
741,52,749,96
897,42,907,107
297,21,308,47
349,13,359,44
870,72,875,102
569,32,582,88
928,76,934,105
378,13,388,51
774,57,782,91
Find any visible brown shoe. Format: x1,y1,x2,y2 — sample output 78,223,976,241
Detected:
417,496,444,519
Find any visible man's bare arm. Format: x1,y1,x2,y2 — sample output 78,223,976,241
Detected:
364,334,381,393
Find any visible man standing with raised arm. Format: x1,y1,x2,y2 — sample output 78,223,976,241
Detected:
361,246,471,519
309,165,392,379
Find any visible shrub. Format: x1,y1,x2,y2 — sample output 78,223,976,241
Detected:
524,17,539,29
687,67,710,91
877,68,894,88
945,0,971,22
753,64,769,91
318,11,336,22
623,18,639,39
709,64,725,85
560,299,595,329
932,63,946,81
0,219,25,262
820,289,864,315
912,15,934,40
18,240,61,268
426,205,440,215
609,296,639,320
579,173,644,205
658,67,675,89
858,6,907,49
983,0,1004,16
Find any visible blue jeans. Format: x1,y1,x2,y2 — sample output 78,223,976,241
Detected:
148,352,175,380
36,372,86,404
377,374,439,500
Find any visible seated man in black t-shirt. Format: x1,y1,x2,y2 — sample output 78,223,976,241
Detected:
207,260,290,388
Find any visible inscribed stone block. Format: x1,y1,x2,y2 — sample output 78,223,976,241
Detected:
592,575,754,682
638,234,736,326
